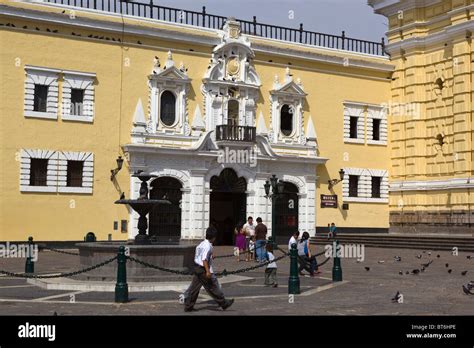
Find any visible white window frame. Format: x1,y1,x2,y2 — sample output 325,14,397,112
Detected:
57,151,94,194
62,71,96,123
343,102,365,144
20,149,58,192
24,66,60,120
342,167,388,203
367,105,388,145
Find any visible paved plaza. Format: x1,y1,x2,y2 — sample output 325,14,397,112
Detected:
0,245,472,315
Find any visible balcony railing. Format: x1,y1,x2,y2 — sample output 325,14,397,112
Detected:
215,125,256,142
42,0,387,56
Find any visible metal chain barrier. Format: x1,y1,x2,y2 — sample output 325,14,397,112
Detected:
276,246,331,268
0,256,117,279
213,241,267,259
39,246,80,256
214,253,288,277
127,256,193,276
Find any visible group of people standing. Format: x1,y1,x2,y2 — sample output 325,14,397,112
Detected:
234,216,269,263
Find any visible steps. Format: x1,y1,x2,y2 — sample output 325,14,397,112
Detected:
311,233,474,252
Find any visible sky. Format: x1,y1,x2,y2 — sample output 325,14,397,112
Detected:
153,0,388,43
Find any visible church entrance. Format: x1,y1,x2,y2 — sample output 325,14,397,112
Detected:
209,168,247,246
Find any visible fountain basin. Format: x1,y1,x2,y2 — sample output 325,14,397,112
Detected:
74,241,197,282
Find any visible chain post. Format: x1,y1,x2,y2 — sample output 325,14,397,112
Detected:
288,243,300,294
25,236,35,274
332,240,343,282
115,246,129,303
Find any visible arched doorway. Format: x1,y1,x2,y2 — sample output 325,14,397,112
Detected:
274,182,299,244
149,177,182,244
209,168,247,245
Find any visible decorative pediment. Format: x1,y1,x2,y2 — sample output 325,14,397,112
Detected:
149,51,190,83
271,67,306,97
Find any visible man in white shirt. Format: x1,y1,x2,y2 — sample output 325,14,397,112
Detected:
243,216,255,261
288,231,300,252
184,227,234,312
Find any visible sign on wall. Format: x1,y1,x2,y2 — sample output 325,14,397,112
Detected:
321,194,338,208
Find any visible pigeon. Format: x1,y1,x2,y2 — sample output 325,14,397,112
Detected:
88,34,93,38
22,25,27,29
448,269,452,274
36,27,40,31
399,271,403,275
268,59,273,63
416,254,422,259
445,263,449,268
378,260,385,264
137,40,142,44
189,48,194,52
462,285,473,295
46,28,51,32
405,271,410,275
52,30,58,33
394,256,402,262
467,256,472,259
364,267,370,271
391,291,401,303
411,269,420,275
461,271,468,276
437,255,441,258
53,311,58,316
61,10,66,13
421,260,433,268
428,252,432,256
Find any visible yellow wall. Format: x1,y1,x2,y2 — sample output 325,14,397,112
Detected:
0,1,392,241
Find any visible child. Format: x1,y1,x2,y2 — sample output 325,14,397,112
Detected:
184,227,234,312
234,224,246,262
264,244,278,287
248,239,255,262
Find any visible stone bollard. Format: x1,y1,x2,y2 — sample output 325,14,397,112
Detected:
288,243,300,294
25,236,34,274
332,240,343,282
115,246,129,303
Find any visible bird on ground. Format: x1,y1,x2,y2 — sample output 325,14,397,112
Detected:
445,263,449,268
405,271,410,275
394,256,402,262
399,271,403,275
462,285,473,295
53,311,58,316
52,29,58,33
378,260,385,264
391,291,401,303
22,25,27,29
46,28,51,32
461,271,468,276
421,260,433,268
437,255,441,258
36,27,40,31
411,269,420,275
137,40,142,44
467,256,472,259
448,269,452,274
364,267,370,271
416,254,422,259
88,34,93,38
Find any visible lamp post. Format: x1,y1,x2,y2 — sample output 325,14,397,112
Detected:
264,174,282,241
110,156,124,181
328,168,345,190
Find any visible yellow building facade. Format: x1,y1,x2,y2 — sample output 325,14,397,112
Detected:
370,0,474,234
1,0,397,243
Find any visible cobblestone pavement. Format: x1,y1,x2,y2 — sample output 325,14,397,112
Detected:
0,244,473,315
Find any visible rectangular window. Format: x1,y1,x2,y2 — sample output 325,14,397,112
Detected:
70,88,85,116
33,85,48,112
66,160,84,187
371,176,381,198
30,158,48,186
372,119,381,141
349,175,359,197
349,116,358,139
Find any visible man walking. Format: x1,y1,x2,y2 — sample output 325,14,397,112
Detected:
254,217,268,262
184,227,234,312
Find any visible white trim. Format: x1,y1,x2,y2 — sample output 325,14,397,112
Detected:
343,102,365,143
342,167,389,203
24,67,59,119
62,72,95,120
57,151,94,194
390,178,474,192
58,187,93,194
24,111,57,119
19,149,58,192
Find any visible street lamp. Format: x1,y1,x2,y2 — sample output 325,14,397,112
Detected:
328,168,345,190
110,156,124,181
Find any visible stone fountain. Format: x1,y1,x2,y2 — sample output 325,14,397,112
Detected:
75,172,197,282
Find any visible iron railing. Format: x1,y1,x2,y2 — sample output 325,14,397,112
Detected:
215,125,256,142
42,0,387,56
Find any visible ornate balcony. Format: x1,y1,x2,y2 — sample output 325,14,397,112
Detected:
215,125,256,142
